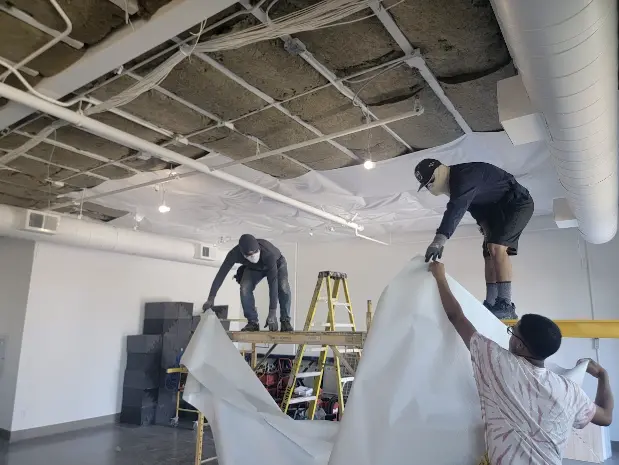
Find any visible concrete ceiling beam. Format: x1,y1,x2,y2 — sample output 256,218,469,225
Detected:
368,1,472,134
0,0,237,131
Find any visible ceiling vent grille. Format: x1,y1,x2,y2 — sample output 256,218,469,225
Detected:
22,210,60,234
195,243,216,261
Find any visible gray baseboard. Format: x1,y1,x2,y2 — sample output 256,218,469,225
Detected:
5,413,119,443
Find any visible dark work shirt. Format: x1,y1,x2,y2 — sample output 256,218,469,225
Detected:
437,162,522,238
209,239,282,309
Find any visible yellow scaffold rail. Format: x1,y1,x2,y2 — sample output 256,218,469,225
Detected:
503,320,619,339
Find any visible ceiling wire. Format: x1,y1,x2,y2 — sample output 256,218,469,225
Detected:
307,0,408,32
46,128,57,210
123,0,135,31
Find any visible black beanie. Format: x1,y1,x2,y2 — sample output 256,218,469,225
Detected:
239,234,259,255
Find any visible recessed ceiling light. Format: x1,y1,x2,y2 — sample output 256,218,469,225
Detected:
363,160,376,170
158,203,170,213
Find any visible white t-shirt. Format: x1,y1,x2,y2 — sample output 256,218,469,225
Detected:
470,332,596,465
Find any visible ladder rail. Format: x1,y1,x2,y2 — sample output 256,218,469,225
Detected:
281,276,323,413
280,271,361,419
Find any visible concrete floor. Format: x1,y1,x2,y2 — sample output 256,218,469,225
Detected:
0,423,616,465
0,424,217,465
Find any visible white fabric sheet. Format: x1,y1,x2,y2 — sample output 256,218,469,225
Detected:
82,132,561,243
181,257,587,465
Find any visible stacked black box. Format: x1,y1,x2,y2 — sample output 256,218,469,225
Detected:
120,334,162,425
141,302,196,426
120,302,224,427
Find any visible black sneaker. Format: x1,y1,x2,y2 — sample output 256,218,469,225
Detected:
491,299,518,320
241,322,260,332
264,317,278,332
280,320,293,332
482,300,493,310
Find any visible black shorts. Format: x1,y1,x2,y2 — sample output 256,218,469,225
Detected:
479,192,534,258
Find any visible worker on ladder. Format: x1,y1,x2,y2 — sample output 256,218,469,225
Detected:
415,159,534,320
203,234,293,332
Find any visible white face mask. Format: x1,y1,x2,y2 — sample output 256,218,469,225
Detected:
427,165,450,196
245,251,260,264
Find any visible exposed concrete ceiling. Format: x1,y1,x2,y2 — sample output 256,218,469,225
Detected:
0,0,514,221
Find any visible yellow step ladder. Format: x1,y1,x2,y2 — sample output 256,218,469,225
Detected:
281,271,361,419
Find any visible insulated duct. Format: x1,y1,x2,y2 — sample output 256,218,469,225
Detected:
0,204,223,267
491,0,619,244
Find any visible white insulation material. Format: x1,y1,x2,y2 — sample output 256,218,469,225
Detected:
94,132,560,243
181,257,587,465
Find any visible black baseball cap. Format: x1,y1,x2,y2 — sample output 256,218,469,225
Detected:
415,158,442,192
239,234,259,255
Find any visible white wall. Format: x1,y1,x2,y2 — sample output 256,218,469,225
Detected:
10,242,240,432
292,220,619,440
0,238,34,431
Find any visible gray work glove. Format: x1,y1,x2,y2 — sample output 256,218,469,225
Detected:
264,308,278,332
202,296,215,312
425,234,447,262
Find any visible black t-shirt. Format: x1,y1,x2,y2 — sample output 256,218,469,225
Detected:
437,162,522,238
209,239,282,309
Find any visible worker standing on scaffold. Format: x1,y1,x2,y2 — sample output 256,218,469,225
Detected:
415,159,534,320
203,234,293,332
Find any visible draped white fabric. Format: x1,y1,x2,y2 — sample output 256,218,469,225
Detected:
85,132,561,243
180,257,586,465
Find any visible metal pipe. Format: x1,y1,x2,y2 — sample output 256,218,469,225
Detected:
0,0,73,80
184,55,413,140
368,1,473,134
0,82,363,231
214,108,423,168
176,42,361,162
51,171,199,210
0,4,83,49
239,0,414,152
12,130,141,174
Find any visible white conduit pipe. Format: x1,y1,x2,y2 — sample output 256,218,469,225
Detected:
490,0,618,244
0,0,72,80
0,82,363,232
0,204,222,267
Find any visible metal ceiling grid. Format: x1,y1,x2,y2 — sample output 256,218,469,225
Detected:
0,0,475,213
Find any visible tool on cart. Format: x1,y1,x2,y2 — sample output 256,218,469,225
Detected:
280,271,361,419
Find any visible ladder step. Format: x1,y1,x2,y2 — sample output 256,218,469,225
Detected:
309,347,362,352
341,377,355,384
288,396,317,404
296,371,322,378
318,299,350,306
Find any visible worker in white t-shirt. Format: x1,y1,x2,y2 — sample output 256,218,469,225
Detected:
428,261,614,465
